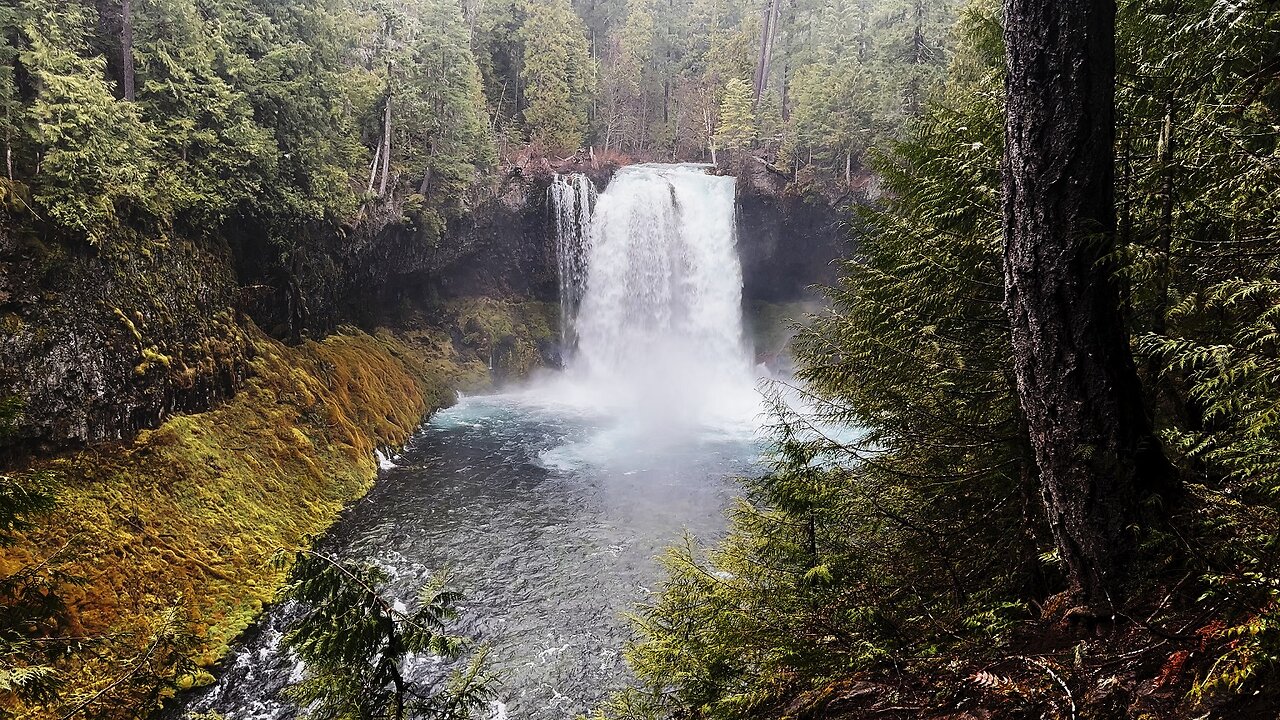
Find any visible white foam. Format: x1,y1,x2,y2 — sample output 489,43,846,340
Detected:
538,164,766,466
374,449,397,471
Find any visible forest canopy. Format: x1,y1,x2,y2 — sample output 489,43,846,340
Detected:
0,0,950,250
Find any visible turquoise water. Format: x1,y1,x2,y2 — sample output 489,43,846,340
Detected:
173,390,766,720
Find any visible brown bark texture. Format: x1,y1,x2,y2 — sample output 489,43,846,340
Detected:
121,0,135,101
1002,0,1169,608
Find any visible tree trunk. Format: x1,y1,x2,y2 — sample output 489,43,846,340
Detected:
781,63,790,120
120,0,135,101
664,22,672,126
418,141,434,196
392,671,406,720
752,0,780,107
367,139,382,195
378,90,392,197
704,107,717,165
1155,99,1176,335
663,77,670,125
906,0,925,114
1117,121,1133,320
857,0,869,62
913,0,926,64
1002,0,1169,609
781,0,796,120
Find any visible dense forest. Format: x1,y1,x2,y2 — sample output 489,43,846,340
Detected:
0,0,951,255
1,0,1278,718
612,2,1280,718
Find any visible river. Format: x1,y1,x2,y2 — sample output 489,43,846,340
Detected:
173,386,766,719
173,164,776,719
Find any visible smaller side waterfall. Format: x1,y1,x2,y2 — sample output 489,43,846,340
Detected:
549,174,597,357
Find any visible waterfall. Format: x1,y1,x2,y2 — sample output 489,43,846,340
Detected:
563,163,757,429
550,173,597,356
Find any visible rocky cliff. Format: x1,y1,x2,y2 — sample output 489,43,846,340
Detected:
0,160,845,461
734,158,850,302
0,226,252,459
422,159,848,306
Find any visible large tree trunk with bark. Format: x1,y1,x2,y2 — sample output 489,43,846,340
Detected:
120,0,135,100
1002,0,1170,609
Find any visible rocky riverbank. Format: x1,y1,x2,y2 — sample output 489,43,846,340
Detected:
0,298,555,719
0,155,847,719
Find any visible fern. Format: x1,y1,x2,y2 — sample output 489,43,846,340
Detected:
276,549,494,720
1122,0,1280,700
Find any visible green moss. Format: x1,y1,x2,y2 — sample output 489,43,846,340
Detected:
0,297,559,719
112,307,143,342
135,346,174,376
440,298,558,380
0,323,485,719
0,312,22,335
175,669,216,691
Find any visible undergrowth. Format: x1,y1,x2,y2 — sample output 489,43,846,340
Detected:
604,2,1280,718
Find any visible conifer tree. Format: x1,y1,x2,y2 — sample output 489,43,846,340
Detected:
132,0,276,226
517,0,593,151
0,3,26,184
385,0,495,233
714,76,754,151
20,2,156,245
278,550,494,720
616,0,657,147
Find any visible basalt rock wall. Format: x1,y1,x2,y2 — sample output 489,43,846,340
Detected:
0,225,252,460
0,160,845,459
424,160,849,307
732,156,852,302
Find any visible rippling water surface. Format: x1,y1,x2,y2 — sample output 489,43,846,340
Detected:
175,163,777,719
174,389,766,720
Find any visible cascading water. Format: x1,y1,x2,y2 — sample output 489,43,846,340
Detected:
549,174,597,355
173,164,769,720
554,163,758,431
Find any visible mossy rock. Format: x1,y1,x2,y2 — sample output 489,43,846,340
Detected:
0,319,489,720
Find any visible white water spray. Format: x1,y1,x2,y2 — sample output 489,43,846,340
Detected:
549,164,758,431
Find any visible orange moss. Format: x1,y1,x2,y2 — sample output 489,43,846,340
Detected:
1,321,494,719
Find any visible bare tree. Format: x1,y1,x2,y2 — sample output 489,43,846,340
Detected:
752,0,780,108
